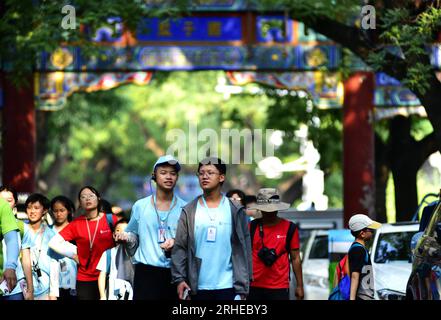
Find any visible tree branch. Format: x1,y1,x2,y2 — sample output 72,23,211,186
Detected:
297,14,408,81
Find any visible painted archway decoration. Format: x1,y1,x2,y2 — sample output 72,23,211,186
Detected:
35,71,153,110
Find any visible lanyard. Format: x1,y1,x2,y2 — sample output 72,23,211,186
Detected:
85,215,100,252
153,195,176,229
32,224,45,267
201,195,225,222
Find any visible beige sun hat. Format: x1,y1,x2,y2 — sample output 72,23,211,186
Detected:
248,188,290,212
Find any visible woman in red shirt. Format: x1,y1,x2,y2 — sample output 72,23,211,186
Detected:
49,186,117,300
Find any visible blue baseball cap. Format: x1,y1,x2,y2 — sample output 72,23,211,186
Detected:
153,155,181,173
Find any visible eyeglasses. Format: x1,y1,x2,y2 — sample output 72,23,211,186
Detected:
364,228,375,233
80,194,97,201
196,171,220,178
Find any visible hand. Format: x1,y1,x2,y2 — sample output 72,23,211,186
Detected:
72,254,80,264
295,286,304,300
23,287,34,300
159,238,175,251
177,281,191,300
1,268,17,292
114,231,129,243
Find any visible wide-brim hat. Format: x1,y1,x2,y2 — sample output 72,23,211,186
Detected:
248,188,290,212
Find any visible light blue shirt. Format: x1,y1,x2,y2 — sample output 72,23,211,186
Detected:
21,224,56,297
2,223,28,296
126,195,186,268
195,197,233,290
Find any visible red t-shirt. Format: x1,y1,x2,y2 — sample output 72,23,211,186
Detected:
251,219,300,289
59,214,117,282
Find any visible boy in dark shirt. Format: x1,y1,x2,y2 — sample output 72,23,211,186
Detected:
348,214,382,300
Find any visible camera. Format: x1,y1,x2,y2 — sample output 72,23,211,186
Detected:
32,265,42,278
257,246,279,267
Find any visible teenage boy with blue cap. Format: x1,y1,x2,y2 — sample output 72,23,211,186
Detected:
115,155,186,300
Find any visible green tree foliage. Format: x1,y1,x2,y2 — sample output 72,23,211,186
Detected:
37,71,273,203
0,0,190,83
38,71,346,207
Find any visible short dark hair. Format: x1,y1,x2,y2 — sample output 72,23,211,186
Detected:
0,185,18,204
244,195,257,205
351,228,369,238
226,189,246,205
50,195,75,222
115,218,129,229
100,199,113,214
198,157,226,175
25,193,50,210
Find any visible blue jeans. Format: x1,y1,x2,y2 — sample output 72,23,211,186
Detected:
0,292,24,300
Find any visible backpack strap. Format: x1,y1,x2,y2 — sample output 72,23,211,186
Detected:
350,242,369,263
249,218,261,249
106,249,111,274
285,221,297,254
106,214,115,233
285,221,297,282
336,254,349,282
105,249,111,300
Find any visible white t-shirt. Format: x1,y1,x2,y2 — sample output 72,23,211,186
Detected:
97,245,133,300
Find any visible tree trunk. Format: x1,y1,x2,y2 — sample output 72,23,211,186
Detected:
388,116,419,221
391,168,418,222
375,134,389,222
417,75,441,152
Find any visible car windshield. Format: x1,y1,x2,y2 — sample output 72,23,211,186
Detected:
374,231,417,263
309,235,328,259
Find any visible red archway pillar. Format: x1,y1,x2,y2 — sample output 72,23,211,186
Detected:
1,73,36,193
343,72,375,227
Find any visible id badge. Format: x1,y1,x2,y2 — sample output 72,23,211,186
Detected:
158,226,166,243
206,226,217,242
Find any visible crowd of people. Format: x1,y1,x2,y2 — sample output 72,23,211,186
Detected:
0,155,379,301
